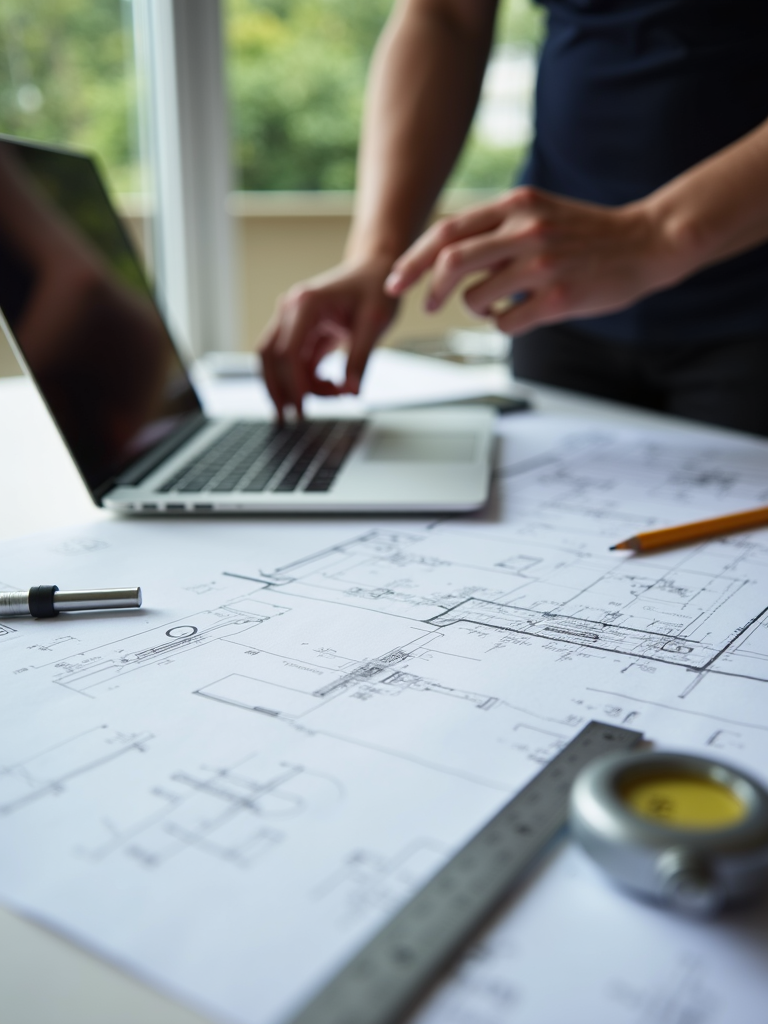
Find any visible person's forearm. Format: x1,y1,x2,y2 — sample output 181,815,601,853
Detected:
345,0,498,265
641,116,768,288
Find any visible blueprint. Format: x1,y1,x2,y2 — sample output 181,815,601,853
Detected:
2,415,768,1024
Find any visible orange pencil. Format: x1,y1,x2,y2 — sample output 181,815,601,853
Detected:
611,504,768,552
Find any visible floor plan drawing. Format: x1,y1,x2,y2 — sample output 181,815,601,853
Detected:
2,419,768,1024
85,753,344,869
312,838,447,927
31,595,291,693
0,725,152,817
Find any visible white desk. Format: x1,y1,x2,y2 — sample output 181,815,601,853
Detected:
0,364,752,1024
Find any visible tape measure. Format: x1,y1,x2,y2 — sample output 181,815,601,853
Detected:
287,721,642,1024
570,750,768,914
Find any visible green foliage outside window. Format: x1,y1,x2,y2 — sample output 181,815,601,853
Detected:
226,0,393,190
0,0,545,196
0,0,138,194
227,0,546,192
449,0,546,190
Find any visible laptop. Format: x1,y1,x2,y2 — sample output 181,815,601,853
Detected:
0,135,495,514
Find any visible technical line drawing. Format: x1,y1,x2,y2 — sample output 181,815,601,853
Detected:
49,537,109,556
605,953,716,1024
312,839,447,926
430,597,737,671
84,755,344,869
701,606,768,682
2,425,768,1024
197,666,569,764
25,635,77,654
0,726,152,816
707,729,745,753
196,641,506,722
249,525,768,676
0,620,17,643
37,595,290,693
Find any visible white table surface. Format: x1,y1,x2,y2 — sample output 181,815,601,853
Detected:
0,364,740,1024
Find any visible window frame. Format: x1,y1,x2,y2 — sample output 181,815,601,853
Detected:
133,0,236,357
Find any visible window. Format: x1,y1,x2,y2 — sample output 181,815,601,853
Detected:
224,0,545,354
0,0,546,369
0,0,152,265
225,0,544,194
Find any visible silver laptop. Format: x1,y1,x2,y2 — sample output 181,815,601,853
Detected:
0,135,495,514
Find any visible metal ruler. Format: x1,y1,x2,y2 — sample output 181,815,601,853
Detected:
286,720,643,1024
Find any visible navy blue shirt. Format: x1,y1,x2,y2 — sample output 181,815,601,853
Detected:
522,0,768,342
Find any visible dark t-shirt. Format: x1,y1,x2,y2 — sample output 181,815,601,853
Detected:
522,0,768,342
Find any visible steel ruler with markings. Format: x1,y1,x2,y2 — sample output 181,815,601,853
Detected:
286,720,643,1024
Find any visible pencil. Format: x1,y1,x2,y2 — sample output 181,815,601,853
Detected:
610,504,768,552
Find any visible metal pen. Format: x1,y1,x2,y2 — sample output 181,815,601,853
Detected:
0,585,142,618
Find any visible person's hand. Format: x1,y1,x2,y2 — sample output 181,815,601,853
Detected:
259,257,399,419
384,186,678,335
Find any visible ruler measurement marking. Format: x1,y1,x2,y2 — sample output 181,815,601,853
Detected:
287,722,643,1024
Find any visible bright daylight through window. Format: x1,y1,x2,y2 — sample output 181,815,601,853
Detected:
0,0,545,367
225,0,545,192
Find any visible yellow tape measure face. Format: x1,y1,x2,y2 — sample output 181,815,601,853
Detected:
619,772,746,830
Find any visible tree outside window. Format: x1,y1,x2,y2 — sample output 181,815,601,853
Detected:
0,0,142,195
226,0,545,193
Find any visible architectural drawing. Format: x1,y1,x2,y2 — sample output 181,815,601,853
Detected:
41,595,290,693
2,421,768,1024
85,754,343,869
0,726,151,816
313,838,447,926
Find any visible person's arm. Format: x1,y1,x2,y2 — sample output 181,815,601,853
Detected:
384,115,768,336
260,0,498,417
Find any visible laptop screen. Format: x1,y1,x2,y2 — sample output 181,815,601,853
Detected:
0,137,202,497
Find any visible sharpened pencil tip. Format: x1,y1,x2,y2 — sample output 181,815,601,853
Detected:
610,541,631,551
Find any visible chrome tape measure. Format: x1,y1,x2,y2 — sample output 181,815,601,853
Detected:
287,728,768,1024
570,750,768,914
287,721,642,1024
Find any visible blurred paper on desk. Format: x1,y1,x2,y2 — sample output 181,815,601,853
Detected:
193,347,522,420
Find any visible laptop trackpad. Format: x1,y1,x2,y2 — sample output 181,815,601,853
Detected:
364,429,476,462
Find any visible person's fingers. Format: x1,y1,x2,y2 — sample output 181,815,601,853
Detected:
423,235,521,312
271,288,331,415
262,355,288,422
384,203,507,297
311,378,345,397
461,256,552,317
304,329,346,397
385,187,548,299
493,284,569,336
344,297,396,394
257,259,398,417
259,318,289,422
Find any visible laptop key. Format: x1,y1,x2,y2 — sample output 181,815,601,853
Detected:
304,422,363,492
158,420,359,496
273,423,336,492
160,423,279,493
240,426,316,492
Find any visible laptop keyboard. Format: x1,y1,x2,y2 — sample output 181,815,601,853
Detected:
158,420,363,495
